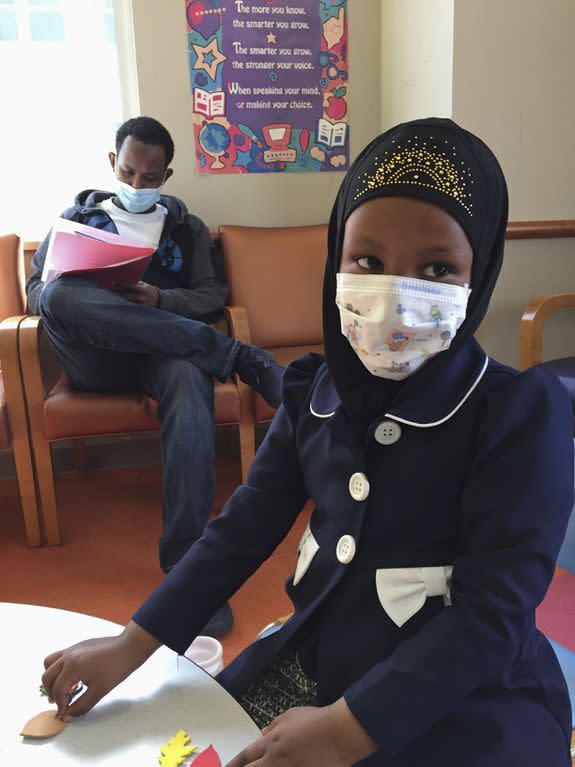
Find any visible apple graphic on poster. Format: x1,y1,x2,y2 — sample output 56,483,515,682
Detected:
325,95,347,121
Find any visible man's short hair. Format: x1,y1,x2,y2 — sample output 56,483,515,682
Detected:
116,116,175,167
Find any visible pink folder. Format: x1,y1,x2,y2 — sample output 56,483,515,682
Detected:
43,220,156,289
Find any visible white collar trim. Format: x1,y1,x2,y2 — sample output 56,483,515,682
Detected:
309,354,489,425
310,402,336,418
385,355,489,428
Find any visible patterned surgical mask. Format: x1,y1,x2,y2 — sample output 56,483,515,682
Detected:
336,273,471,380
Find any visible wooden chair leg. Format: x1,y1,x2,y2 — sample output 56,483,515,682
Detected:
238,418,255,485
18,315,61,546
11,433,42,547
34,435,61,546
72,439,88,474
0,315,42,546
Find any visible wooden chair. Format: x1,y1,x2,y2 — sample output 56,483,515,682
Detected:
18,239,253,547
0,234,41,545
520,293,575,430
220,224,327,460
522,294,575,751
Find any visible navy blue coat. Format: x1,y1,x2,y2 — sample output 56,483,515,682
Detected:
134,338,574,765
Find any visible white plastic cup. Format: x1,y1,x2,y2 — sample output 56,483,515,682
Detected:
184,636,224,676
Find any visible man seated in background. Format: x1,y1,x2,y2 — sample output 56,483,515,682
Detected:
26,116,284,637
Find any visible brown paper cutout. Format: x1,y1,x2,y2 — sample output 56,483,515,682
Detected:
21,710,66,739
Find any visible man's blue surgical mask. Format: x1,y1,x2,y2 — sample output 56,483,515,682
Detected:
115,179,163,213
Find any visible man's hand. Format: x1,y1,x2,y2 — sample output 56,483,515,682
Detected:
113,281,159,307
225,699,378,767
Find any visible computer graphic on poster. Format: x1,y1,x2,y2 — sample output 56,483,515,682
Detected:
185,0,349,174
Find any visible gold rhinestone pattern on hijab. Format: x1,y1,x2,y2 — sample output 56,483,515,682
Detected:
352,137,474,216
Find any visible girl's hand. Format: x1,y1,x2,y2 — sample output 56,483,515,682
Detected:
226,698,378,767
41,620,161,720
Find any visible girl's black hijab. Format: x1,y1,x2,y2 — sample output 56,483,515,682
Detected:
323,117,509,416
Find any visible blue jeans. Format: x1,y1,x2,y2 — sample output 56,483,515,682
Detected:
39,277,240,570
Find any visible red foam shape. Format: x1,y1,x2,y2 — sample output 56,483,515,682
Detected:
193,745,221,767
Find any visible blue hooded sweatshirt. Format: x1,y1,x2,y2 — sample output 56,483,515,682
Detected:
26,189,228,320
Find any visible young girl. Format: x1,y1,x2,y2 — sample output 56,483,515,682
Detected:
42,118,574,766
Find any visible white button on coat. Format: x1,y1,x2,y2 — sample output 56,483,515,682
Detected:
374,420,402,445
349,472,370,501
336,534,356,564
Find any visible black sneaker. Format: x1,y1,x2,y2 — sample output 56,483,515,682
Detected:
201,602,233,638
234,345,285,408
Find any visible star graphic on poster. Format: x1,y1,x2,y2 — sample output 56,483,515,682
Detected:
266,33,277,43
192,38,227,81
233,145,253,169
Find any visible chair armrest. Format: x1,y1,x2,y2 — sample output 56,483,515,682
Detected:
18,315,50,432
212,314,229,336
0,314,31,448
0,314,29,391
520,293,575,370
0,314,27,348
223,306,253,402
224,305,252,345
0,314,43,546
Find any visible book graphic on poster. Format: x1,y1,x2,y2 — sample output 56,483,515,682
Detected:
316,118,348,148
41,218,156,288
193,88,227,119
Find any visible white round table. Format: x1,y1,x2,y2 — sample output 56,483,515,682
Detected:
0,603,260,765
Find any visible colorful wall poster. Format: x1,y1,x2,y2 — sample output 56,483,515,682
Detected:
185,0,349,174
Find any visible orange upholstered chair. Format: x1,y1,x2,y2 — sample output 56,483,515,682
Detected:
0,234,41,545
18,237,253,547
219,224,327,452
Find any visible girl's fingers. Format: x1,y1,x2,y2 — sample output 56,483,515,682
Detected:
225,737,266,767
50,670,82,719
64,682,106,719
43,649,64,670
40,656,64,701
260,713,284,736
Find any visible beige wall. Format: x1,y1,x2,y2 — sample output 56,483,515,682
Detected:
131,0,381,230
130,0,574,368
452,0,574,221
452,0,575,367
380,0,453,131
